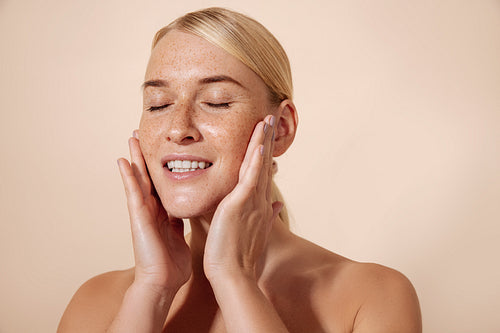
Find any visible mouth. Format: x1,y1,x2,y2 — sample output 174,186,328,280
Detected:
164,159,213,173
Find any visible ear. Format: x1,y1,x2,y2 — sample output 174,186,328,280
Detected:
272,99,298,157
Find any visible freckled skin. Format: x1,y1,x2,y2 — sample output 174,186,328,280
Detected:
56,15,422,332
139,30,275,219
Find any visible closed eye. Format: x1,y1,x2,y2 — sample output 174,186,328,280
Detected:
206,102,231,109
146,104,172,112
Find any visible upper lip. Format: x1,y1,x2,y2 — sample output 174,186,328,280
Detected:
161,154,213,167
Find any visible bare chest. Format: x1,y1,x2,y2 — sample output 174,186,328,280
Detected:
162,286,354,333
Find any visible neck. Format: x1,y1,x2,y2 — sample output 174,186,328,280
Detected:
186,213,293,283
187,213,213,277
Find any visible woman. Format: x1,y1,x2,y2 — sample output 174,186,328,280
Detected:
58,7,421,332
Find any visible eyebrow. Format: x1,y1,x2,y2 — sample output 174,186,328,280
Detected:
199,75,246,89
141,75,246,91
141,79,168,90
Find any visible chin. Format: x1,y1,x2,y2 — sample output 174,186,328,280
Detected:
158,191,220,219
151,168,240,220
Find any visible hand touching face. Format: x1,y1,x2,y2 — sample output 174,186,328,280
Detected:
139,30,277,219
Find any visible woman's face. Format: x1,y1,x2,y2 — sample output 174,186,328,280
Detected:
139,30,275,219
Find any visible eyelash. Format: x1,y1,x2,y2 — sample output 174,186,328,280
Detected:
206,102,231,109
146,104,172,112
146,102,231,112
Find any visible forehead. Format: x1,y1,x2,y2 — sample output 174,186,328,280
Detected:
145,30,261,87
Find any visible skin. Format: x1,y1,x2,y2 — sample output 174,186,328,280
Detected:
57,30,422,333
139,30,280,219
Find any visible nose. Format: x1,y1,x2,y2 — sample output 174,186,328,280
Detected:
165,102,201,144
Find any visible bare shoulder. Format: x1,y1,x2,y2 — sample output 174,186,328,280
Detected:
272,234,421,332
327,260,422,333
57,268,134,333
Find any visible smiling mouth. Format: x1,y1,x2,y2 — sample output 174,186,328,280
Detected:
165,160,213,173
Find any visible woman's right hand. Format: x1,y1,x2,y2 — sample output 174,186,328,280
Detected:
117,133,192,295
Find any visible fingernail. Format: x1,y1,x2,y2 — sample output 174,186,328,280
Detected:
263,123,269,133
270,116,276,127
260,145,264,155
132,130,139,139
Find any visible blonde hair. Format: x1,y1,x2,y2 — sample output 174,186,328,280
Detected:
151,7,293,227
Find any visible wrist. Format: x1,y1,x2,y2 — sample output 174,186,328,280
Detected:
208,268,258,292
128,280,178,310
205,257,260,283
107,281,179,332
207,272,290,333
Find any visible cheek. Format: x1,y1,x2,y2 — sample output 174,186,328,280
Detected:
204,112,259,158
138,116,161,164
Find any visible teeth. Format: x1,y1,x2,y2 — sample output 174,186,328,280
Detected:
166,160,211,173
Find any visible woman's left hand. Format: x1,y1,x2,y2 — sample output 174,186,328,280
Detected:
203,115,282,282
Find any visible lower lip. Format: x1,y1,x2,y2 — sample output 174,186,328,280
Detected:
163,167,210,181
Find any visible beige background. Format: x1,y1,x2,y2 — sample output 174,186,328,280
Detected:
1,0,499,332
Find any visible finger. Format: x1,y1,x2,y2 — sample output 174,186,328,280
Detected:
118,158,160,248
256,115,275,198
266,117,277,201
128,136,152,197
239,120,266,180
117,158,146,220
237,115,272,195
239,142,264,191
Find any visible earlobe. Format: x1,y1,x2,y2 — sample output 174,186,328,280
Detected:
273,100,298,157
